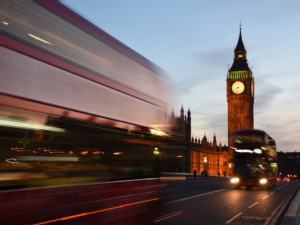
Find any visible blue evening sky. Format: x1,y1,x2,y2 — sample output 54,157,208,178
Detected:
63,0,300,152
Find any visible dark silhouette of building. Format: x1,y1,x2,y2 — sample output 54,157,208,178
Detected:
227,27,254,150
169,105,191,172
277,151,300,179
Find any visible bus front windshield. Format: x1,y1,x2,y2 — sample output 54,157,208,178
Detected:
233,156,267,176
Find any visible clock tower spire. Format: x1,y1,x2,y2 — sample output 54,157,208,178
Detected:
227,27,254,151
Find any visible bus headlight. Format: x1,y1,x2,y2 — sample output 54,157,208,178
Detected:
230,177,240,184
259,178,268,185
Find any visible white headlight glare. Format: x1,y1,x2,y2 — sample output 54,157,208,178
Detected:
259,178,267,185
230,177,240,184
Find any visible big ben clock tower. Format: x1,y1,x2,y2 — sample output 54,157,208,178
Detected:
227,27,254,150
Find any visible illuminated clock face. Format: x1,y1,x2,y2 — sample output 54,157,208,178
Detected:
232,81,245,94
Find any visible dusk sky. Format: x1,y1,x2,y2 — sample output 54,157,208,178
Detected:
64,0,300,152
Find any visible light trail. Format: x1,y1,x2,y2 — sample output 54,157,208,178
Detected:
32,198,159,225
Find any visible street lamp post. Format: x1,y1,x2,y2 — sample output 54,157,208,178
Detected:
204,156,207,171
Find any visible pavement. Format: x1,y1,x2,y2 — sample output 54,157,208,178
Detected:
281,182,300,225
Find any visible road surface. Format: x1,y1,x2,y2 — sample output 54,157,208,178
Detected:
0,177,298,225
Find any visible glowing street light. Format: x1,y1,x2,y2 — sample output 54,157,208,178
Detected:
154,147,160,156
204,156,207,171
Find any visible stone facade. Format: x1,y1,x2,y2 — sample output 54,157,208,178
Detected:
190,135,232,176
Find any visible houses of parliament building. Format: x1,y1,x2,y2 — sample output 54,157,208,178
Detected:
171,106,232,176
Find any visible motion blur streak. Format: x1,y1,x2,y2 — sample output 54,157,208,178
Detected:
154,211,183,223
27,33,53,45
0,0,186,189
0,117,65,132
32,198,159,225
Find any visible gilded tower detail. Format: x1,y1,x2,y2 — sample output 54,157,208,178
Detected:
227,28,254,150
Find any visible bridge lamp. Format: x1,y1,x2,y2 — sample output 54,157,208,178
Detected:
153,147,160,156
204,157,207,170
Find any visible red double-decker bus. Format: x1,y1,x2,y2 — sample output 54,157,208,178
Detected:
0,0,185,188
230,129,278,188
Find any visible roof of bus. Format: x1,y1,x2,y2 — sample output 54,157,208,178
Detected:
37,0,165,75
234,129,276,145
234,129,267,136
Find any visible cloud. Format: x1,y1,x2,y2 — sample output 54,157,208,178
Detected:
193,47,233,69
254,78,283,114
173,47,232,96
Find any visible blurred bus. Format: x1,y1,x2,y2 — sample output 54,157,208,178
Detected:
0,0,185,189
230,129,278,188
